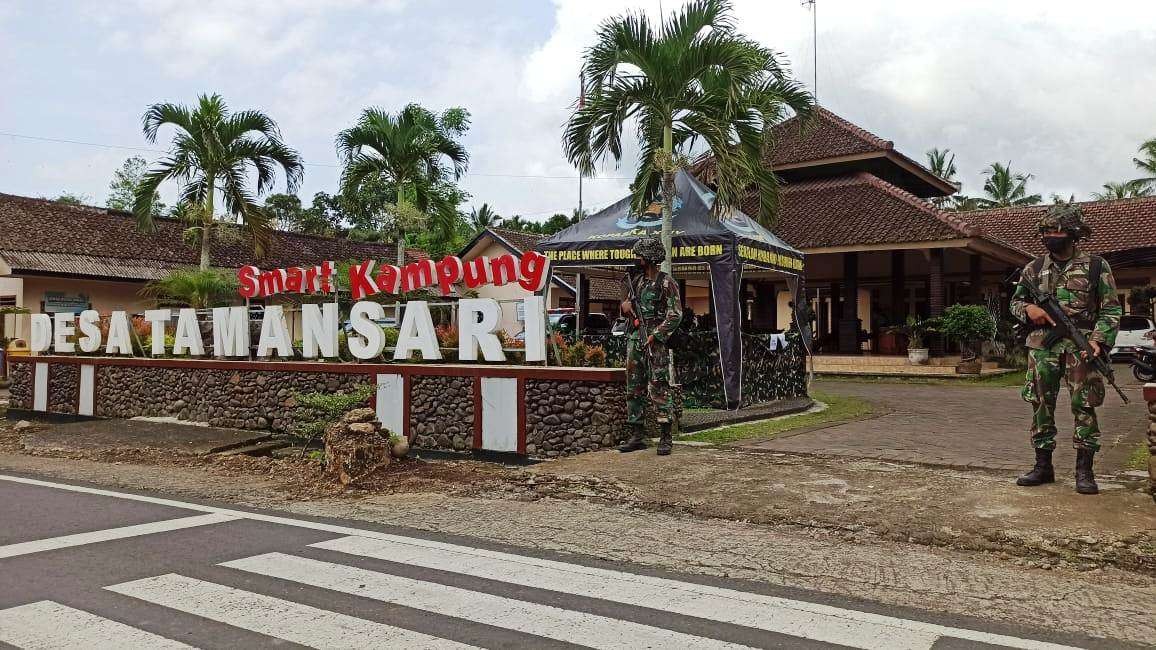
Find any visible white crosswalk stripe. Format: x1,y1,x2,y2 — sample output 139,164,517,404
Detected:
0,600,195,650
309,535,1082,650
223,552,756,650
0,513,236,559
105,573,476,650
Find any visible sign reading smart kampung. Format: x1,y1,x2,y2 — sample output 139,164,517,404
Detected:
237,251,551,300
26,250,552,363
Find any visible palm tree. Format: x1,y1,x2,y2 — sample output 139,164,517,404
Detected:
1091,179,1153,200
1133,137,1156,189
563,0,814,272
133,94,304,270
948,195,985,212
469,203,502,230
336,104,470,271
926,148,958,208
141,268,239,310
975,162,1042,208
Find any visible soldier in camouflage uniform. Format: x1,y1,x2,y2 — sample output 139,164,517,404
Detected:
618,236,683,456
1010,203,1121,495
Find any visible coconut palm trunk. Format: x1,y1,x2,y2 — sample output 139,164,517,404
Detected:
200,179,215,271
660,124,674,275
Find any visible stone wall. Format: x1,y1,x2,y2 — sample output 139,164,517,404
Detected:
96,366,368,432
8,362,31,410
525,379,628,457
409,375,474,451
1145,384,1156,498
47,363,79,415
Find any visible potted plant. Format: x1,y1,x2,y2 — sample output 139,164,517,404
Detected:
938,304,996,374
888,315,937,365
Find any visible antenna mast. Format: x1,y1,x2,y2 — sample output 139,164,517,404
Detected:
802,0,817,101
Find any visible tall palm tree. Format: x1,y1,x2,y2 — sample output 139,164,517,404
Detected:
975,162,1042,208
1091,179,1154,200
563,0,814,272
336,104,469,270
1134,137,1156,189
948,195,985,212
926,147,958,208
469,203,502,230
926,148,957,183
133,94,303,269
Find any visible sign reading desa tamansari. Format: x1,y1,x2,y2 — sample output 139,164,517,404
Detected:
28,251,552,363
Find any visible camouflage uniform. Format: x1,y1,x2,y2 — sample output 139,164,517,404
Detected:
1010,212,1122,454
625,271,683,427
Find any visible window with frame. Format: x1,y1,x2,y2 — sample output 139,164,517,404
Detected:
0,295,16,307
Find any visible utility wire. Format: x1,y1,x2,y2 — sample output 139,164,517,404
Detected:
0,130,631,180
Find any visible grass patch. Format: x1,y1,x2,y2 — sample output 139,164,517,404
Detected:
681,390,873,445
819,372,1024,388
1125,444,1149,471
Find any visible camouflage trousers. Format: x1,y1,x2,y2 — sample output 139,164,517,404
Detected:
1020,342,1105,452
625,336,674,427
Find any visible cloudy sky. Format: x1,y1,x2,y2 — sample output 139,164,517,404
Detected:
1,0,1154,224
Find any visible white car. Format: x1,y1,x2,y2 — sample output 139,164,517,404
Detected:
1110,314,1156,360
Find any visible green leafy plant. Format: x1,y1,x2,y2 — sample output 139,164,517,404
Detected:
938,304,996,360
291,384,375,454
887,315,939,350
141,268,238,309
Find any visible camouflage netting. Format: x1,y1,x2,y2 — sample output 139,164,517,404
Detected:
324,407,393,486
580,329,807,410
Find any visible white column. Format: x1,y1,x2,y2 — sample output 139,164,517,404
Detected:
374,373,404,437
480,377,517,452
78,364,95,416
32,362,48,411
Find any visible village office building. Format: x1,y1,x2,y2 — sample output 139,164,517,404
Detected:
0,193,427,341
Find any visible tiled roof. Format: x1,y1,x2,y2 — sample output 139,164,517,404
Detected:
768,107,893,166
0,193,425,278
487,227,544,255
962,196,1156,259
755,172,997,250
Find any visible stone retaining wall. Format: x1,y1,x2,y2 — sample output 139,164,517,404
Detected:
410,375,474,452
8,357,628,458
96,366,366,431
525,380,627,456
8,362,31,410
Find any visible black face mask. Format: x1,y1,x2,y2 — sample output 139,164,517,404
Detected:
1042,235,1073,255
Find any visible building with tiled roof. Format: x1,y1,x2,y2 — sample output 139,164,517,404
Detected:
457,227,625,334
0,193,427,340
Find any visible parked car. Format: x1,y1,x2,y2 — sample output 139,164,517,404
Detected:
1110,314,1156,361
342,317,397,334
518,312,613,341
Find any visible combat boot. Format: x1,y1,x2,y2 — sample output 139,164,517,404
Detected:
617,426,647,453
656,422,673,456
1075,449,1099,495
1016,448,1055,486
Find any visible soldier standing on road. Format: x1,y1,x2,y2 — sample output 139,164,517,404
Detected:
1010,204,1122,494
618,236,683,456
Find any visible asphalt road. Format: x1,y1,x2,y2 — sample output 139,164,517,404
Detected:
0,473,1132,650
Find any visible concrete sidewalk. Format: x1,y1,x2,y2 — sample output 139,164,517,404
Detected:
744,376,1148,473
16,419,273,456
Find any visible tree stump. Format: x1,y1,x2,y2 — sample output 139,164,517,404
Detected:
324,407,392,486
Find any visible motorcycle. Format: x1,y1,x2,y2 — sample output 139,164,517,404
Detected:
1134,347,1156,382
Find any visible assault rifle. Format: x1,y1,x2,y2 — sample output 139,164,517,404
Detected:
625,271,651,370
1017,277,1129,404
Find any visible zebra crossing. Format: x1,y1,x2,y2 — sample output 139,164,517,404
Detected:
0,474,1093,649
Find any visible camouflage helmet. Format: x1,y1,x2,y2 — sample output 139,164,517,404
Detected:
1037,203,1092,240
631,235,666,264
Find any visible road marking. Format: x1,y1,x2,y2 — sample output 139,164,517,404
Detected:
0,474,1084,650
106,573,475,650
0,513,236,559
224,552,754,650
310,535,939,649
0,600,195,649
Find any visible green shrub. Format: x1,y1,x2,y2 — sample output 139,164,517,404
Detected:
291,383,375,448
939,304,996,359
